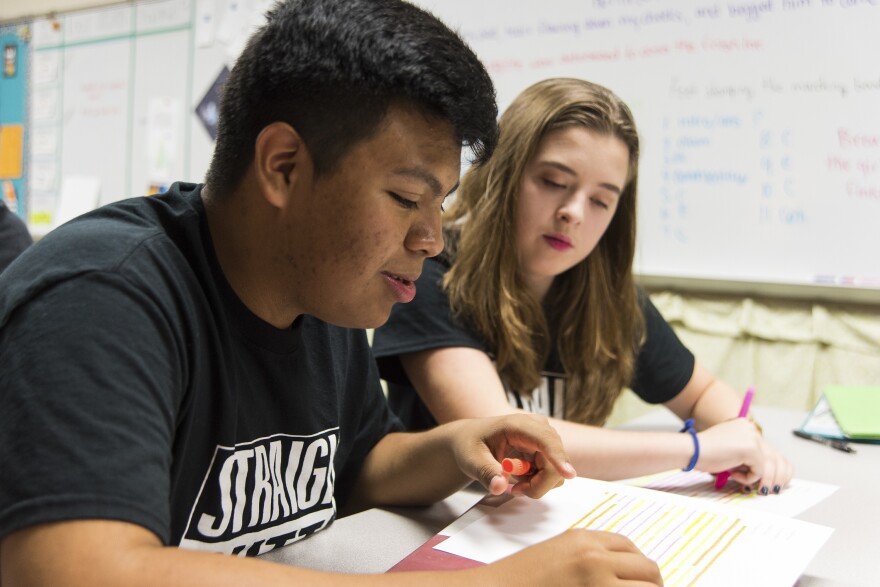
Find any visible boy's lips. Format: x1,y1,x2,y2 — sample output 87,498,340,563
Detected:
381,271,417,303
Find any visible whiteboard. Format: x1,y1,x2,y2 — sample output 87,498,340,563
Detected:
25,0,880,302
414,0,880,302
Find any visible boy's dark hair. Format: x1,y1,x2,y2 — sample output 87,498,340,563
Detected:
205,0,498,192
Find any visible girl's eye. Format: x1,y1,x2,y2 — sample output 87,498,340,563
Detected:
591,197,609,210
389,192,418,210
542,178,565,189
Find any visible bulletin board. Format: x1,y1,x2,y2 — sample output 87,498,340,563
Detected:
25,0,271,228
0,24,28,218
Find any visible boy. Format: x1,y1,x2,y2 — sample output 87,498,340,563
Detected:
0,1,661,584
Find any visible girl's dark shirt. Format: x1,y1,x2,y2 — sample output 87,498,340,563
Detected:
372,256,695,430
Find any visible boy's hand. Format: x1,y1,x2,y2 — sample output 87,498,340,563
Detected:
452,413,577,498
474,529,664,586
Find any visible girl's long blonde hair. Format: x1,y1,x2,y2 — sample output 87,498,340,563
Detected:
443,78,644,425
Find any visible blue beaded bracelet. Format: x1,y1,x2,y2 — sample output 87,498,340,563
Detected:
679,418,699,472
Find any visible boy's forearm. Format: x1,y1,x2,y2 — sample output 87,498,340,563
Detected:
0,518,480,587
346,425,472,511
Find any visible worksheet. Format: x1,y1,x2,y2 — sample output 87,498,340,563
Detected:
436,477,832,587
621,469,838,517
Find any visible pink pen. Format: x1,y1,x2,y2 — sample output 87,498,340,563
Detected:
714,386,755,489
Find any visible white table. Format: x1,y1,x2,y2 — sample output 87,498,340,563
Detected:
262,407,880,586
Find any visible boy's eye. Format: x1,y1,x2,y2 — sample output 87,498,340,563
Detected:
389,192,418,210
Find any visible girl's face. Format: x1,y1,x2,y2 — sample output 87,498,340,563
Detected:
514,126,630,301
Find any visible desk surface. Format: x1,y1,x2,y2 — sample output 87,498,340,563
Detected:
261,407,879,586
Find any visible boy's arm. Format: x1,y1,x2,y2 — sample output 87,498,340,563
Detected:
344,413,577,513
1,519,395,587
2,415,661,586
1,515,662,586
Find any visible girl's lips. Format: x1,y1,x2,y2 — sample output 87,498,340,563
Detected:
382,272,416,303
543,234,573,251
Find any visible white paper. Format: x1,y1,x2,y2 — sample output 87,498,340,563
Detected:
217,0,269,60
621,469,838,518
31,128,59,157
32,88,60,122
195,0,216,48
54,176,101,229
147,97,181,181
437,477,832,587
29,161,58,193
32,51,60,85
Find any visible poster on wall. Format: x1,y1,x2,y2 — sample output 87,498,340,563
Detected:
0,29,27,218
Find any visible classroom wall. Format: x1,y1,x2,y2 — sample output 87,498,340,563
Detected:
0,0,109,24
4,0,878,420
607,289,880,425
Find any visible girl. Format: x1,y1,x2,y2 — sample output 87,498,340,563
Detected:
373,78,792,494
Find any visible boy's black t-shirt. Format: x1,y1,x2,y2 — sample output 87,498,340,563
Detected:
0,200,33,274
0,182,401,556
372,256,695,430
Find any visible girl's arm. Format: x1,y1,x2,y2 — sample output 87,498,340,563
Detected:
400,348,792,490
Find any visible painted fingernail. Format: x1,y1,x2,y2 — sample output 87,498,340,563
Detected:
773,485,781,494
760,486,769,495
743,486,752,493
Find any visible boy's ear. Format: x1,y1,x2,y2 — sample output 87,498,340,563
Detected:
253,122,312,209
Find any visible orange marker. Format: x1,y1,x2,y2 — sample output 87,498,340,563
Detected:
502,457,533,476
